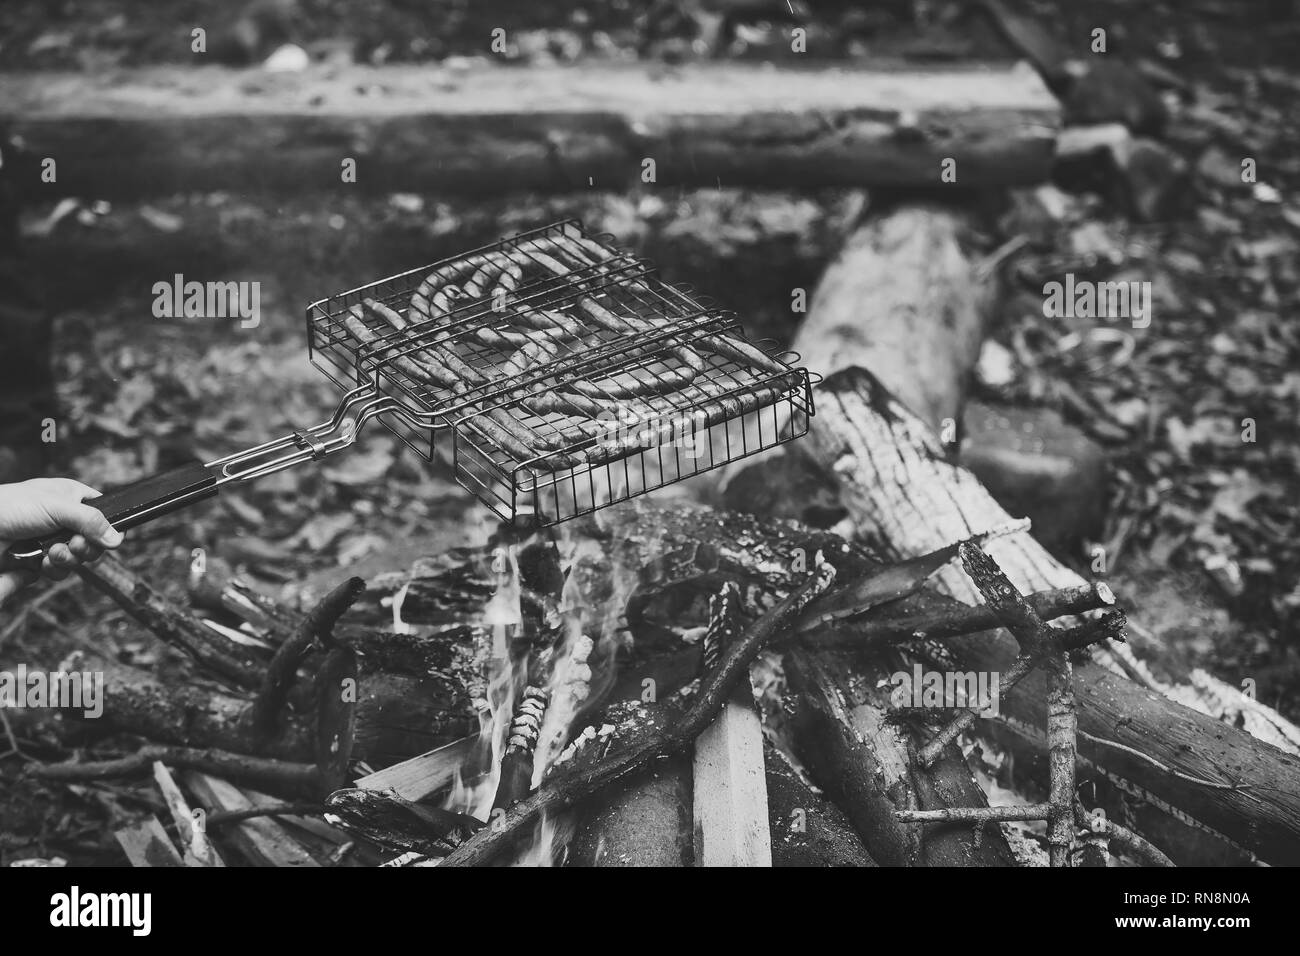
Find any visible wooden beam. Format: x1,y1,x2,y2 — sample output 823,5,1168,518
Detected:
692,681,772,866
691,582,771,867
0,62,1059,199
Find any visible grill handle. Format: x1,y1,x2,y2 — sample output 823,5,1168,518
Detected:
0,460,218,575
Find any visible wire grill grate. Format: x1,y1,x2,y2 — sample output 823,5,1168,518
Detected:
305,220,814,526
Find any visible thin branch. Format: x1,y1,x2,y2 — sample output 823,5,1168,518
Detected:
205,802,327,827
954,542,1078,867
28,745,319,791
896,804,1050,824
78,555,262,689
1074,801,1175,868
802,582,1115,649
916,610,1124,766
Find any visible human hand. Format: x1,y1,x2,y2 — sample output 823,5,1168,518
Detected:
0,478,123,607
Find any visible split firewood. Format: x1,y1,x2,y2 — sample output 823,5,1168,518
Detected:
114,816,185,868
152,761,224,867
183,772,318,867
354,736,477,801
187,555,301,636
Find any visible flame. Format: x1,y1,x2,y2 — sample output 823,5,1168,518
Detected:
443,544,526,823
442,500,662,865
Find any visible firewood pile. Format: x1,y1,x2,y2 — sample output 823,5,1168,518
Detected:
21,141,1300,871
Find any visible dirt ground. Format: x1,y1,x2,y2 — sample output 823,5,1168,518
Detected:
1,0,1298,864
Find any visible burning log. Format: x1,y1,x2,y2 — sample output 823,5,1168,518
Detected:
764,743,876,867
491,687,548,812
323,789,481,860
437,555,838,866
566,700,694,868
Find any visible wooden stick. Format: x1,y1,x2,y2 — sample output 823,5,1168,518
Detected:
1074,801,1175,868
799,582,1114,647
30,745,319,793
248,576,364,744
955,543,1078,867
896,804,1050,824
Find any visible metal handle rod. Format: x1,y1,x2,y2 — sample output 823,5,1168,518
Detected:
207,385,409,485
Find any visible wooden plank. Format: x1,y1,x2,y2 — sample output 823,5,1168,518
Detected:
183,772,319,867
152,761,224,867
692,683,772,866
114,816,184,868
0,62,1059,199
354,735,476,801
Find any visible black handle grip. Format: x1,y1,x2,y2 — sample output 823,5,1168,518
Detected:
1,460,218,575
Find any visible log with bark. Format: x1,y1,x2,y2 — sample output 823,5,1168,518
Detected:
0,62,1059,200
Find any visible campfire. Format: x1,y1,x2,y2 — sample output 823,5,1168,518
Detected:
17,205,1300,869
